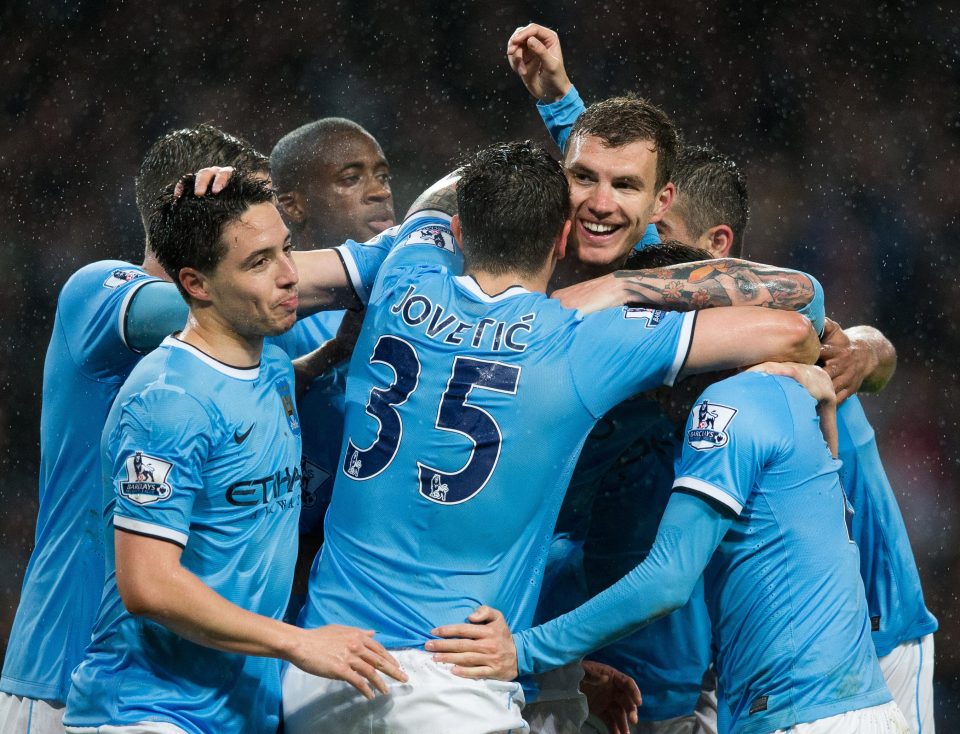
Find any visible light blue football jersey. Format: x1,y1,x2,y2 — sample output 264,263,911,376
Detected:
269,310,347,532
0,261,165,703
674,373,890,733
63,337,302,734
300,212,696,647
579,398,711,721
838,396,937,656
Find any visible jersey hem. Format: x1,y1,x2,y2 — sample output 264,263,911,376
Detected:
0,676,66,705
736,687,892,734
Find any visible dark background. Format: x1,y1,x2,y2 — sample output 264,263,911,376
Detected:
1,0,958,727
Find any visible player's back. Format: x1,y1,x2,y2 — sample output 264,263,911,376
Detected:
682,372,889,732
301,214,694,647
1,261,159,703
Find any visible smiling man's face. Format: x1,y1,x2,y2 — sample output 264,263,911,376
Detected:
564,133,672,267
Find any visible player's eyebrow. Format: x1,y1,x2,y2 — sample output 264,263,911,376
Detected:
613,174,646,189
241,233,291,267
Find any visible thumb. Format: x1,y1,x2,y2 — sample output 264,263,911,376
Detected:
527,36,555,65
468,605,497,623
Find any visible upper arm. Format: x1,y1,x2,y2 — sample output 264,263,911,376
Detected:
125,281,189,353
114,527,184,613
682,306,817,379
292,248,361,312
569,308,696,418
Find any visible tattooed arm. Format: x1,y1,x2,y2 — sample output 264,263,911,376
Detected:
553,259,815,315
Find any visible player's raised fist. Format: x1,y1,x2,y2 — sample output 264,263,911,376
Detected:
506,23,572,103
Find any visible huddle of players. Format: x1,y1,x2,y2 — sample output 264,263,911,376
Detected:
0,23,935,734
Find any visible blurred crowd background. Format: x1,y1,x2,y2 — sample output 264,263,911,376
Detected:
1,0,958,726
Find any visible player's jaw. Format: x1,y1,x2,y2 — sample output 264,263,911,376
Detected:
365,206,396,236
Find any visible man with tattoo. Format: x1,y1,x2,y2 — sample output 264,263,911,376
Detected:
281,142,820,733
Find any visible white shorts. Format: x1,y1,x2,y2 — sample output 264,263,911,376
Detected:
282,647,528,734
879,635,935,733
64,724,187,734
582,713,697,734
0,693,65,734
525,662,588,734
772,701,908,733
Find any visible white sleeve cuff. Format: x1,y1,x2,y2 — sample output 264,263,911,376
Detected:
114,515,189,547
673,476,744,515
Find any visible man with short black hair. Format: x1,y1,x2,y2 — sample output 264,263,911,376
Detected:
1,124,271,734
282,141,819,733
63,172,405,734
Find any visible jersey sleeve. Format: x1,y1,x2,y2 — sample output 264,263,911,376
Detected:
59,262,163,379
672,372,788,515
536,85,586,152
108,387,216,548
797,273,825,336
124,280,189,353
568,308,696,418
513,491,731,675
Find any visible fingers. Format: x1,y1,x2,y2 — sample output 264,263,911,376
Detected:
350,657,390,696
424,636,478,653
450,664,497,679
360,645,407,683
190,166,234,197
506,23,555,53
429,622,492,640
430,650,494,667
341,667,376,700
467,605,501,623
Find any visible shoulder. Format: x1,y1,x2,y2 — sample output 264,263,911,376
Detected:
62,260,153,298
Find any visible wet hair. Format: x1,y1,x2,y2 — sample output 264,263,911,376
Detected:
671,144,749,255
623,241,713,270
456,141,569,278
135,124,269,229
270,117,376,194
568,95,680,191
148,172,277,300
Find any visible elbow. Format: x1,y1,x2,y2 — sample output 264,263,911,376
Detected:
656,579,694,619
117,573,170,618
780,312,819,364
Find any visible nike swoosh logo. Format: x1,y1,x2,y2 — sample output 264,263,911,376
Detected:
234,424,255,444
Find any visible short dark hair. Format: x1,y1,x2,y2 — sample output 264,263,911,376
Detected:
148,172,277,299
270,117,373,194
456,141,569,277
671,144,749,255
136,124,269,228
569,95,680,191
623,241,713,270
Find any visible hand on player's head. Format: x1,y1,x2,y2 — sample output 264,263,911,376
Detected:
173,166,235,199
506,24,572,103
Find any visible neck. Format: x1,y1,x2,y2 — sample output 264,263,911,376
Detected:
140,249,171,280
465,265,551,296
178,307,263,368
548,254,624,293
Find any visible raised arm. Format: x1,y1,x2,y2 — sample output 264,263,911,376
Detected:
554,258,816,314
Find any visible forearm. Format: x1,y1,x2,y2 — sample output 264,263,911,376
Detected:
846,325,897,392
292,249,362,312
614,259,815,312
537,85,584,152
127,561,302,661
293,338,350,395
513,493,728,675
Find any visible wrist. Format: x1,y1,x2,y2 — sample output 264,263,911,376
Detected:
541,79,573,104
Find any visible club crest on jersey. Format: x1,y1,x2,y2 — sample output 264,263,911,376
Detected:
687,400,738,450
405,224,456,253
427,473,450,502
275,379,301,436
623,307,665,327
346,450,362,478
119,451,173,504
301,457,332,507
103,268,146,289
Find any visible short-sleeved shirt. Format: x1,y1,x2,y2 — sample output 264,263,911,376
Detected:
63,338,302,734
1,261,160,703
673,372,890,733
838,396,938,656
300,212,696,648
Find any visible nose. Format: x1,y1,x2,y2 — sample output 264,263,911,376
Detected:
585,182,615,217
365,175,392,204
278,251,299,287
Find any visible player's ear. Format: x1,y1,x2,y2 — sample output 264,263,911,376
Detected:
178,267,212,303
649,182,675,222
450,214,462,244
277,191,307,224
703,224,734,258
556,218,572,260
